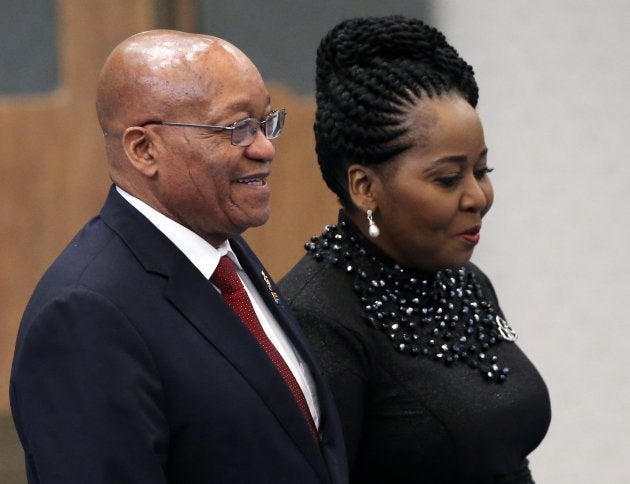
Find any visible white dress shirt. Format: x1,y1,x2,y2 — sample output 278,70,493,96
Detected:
116,186,320,429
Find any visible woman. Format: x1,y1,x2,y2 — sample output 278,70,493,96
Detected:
279,16,551,483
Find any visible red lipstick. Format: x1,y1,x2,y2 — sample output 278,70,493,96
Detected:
460,226,481,245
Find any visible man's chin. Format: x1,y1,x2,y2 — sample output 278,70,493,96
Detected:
248,213,271,229
237,210,271,231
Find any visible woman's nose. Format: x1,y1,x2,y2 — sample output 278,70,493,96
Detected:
461,177,490,212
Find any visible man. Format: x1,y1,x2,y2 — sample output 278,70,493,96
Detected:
10,30,347,483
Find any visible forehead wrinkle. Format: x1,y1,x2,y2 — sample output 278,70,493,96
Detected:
222,94,272,116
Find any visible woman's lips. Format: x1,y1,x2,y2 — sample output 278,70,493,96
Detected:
460,226,481,245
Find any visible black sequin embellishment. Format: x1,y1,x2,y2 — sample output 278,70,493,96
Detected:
305,217,514,383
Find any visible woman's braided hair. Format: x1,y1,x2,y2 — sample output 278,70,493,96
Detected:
315,15,479,206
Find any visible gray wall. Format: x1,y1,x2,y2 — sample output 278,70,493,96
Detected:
0,0,58,95
435,1,630,482
196,0,432,94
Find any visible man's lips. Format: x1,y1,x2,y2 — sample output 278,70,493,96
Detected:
235,173,269,186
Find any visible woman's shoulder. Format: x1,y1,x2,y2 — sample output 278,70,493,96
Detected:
280,254,354,304
279,253,367,335
278,254,323,295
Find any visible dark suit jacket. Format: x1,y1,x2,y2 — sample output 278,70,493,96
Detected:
10,186,348,484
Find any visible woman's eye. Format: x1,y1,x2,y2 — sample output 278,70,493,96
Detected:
436,175,463,188
475,167,495,179
436,167,494,187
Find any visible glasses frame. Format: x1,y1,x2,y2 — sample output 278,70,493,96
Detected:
140,108,286,147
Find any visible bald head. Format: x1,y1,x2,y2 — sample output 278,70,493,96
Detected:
94,29,276,245
96,29,260,140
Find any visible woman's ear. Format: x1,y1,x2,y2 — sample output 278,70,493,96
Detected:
121,127,158,177
347,163,379,212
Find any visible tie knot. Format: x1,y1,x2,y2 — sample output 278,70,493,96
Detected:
210,256,243,294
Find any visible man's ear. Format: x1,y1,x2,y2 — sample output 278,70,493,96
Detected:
347,163,379,212
122,127,158,177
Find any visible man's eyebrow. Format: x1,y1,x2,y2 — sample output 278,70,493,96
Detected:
222,95,272,115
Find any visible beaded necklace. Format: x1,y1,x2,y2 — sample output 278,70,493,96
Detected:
304,214,518,383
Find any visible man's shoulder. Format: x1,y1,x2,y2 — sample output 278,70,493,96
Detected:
27,215,151,315
48,216,123,283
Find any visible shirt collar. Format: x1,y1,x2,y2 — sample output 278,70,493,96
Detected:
116,186,241,278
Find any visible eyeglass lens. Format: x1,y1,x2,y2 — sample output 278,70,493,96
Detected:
231,110,285,147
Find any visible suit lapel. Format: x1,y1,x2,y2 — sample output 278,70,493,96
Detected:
162,260,327,475
231,238,348,482
231,238,324,379
99,188,330,481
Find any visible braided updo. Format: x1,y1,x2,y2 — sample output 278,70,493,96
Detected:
315,15,479,206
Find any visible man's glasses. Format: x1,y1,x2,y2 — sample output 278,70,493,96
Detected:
141,109,286,147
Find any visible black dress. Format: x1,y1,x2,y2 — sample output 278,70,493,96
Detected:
279,214,551,484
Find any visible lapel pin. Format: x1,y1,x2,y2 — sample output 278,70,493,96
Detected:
261,270,281,304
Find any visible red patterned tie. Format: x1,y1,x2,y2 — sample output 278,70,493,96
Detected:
210,256,319,441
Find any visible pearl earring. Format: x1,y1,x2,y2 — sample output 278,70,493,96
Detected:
366,209,380,238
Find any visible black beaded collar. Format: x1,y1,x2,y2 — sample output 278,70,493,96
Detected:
304,211,518,383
